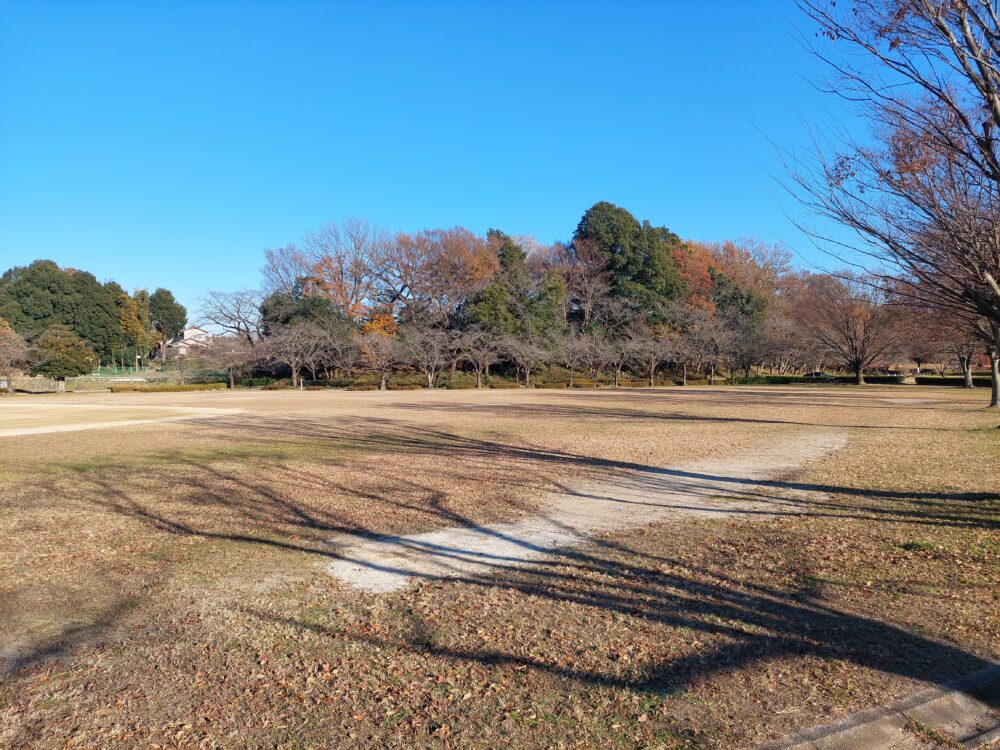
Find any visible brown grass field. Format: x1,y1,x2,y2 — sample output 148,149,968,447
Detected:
0,385,997,749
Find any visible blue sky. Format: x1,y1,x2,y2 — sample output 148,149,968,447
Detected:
0,1,855,316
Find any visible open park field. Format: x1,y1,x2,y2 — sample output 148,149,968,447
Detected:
0,385,998,749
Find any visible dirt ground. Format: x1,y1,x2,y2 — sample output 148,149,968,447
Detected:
0,385,997,749
0,403,240,437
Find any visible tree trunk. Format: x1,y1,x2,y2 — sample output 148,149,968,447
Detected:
682,362,687,386
476,368,483,389
229,369,235,389
568,367,575,387
614,366,622,387
57,378,66,393
961,356,974,388
380,371,388,391
525,367,531,387
427,370,434,388
709,363,715,386
990,353,999,408
855,365,865,385
649,356,655,387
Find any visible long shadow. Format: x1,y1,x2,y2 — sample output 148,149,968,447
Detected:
189,415,1000,529
237,529,999,706
10,413,998,714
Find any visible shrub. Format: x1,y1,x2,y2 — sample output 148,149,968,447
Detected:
489,380,522,389
863,374,906,384
914,375,993,387
535,382,567,389
387,384,423,390
109,382,227,393
244,376,277,387
261,381,291,390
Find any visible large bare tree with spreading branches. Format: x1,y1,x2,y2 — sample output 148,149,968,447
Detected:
794,0,1000,404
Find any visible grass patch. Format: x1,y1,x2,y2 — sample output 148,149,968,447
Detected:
897,539,937,552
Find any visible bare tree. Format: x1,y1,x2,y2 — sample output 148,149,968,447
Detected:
201,290,266,345
295,218,386,319
262,244,312,296
800,274,900,384
204,336,258,389
975,317,1000,405
581,333,614,382
793,0,1000,404
628,325,677,387
313,319,359,381
0,321,28,395
605,335,633,388
174,353,192,385
360,333,403,390
399,324,451,388
502,335,549,387
690,316,734,385
942,320,982,389
553,330,591,387
266,322,328,389
459,329,500,389
565,237,612,325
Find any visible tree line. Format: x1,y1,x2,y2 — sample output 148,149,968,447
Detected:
0,260,188,389
788,0,1000,409
195,201,991,395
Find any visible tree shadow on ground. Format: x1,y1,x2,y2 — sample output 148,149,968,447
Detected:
237,526,998,706
387,397,974,431
193,415,1000,527
9,414,998,705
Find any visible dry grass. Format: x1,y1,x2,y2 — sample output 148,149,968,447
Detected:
0,386,997,748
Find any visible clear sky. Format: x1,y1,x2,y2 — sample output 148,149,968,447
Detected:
0,0,855,316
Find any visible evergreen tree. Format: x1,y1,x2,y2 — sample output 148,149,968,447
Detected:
148,288,188,340
573,201,687,310
29,325,96,386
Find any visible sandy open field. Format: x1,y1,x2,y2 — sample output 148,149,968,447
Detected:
0,385,997,748
0,402,242,437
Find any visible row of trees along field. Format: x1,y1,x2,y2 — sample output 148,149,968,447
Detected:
786,0,1000,412
0,260,187,388
195,201,999,401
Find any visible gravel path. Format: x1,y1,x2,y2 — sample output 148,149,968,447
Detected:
327,428,849,593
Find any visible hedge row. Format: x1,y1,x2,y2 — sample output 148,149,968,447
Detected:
729,374,907,385
914,375,993,387
110,382,228,393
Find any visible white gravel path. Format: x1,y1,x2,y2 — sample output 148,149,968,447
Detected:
327,428,848,593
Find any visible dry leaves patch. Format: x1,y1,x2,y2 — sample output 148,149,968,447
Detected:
0,386,997,748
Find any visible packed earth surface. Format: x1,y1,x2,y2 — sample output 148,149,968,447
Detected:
0,385,997,749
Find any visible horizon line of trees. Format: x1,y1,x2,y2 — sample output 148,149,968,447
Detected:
2,199,993,397
0,260,189,391
193,201,994,396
